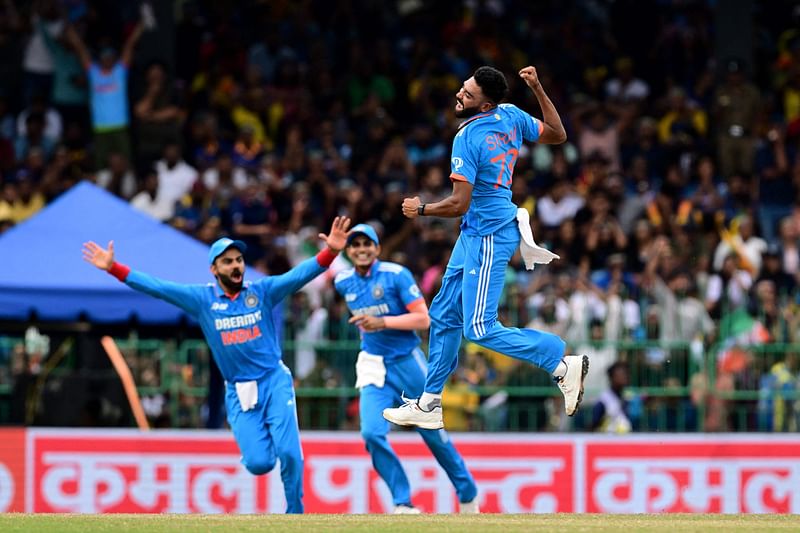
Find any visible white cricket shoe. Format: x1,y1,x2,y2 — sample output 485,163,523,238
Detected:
393,504,421,514
555,355,590,416
459,497,480,514
382,395,444,430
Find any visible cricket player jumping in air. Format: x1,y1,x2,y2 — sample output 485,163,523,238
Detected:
82,216,351,514
334,223,479,514
384,66,589,431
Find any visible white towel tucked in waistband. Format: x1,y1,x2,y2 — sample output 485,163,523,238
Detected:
516,207,560,271
355,351,386,389
235,380,258,411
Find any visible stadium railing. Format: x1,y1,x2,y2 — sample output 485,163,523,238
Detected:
140,335,800,432
0,336,13,423
1,332,798,432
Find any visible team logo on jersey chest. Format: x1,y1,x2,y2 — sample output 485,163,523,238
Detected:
245,294,259,308
372,284,384,299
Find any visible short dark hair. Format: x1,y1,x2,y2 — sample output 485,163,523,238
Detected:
473,66,509,104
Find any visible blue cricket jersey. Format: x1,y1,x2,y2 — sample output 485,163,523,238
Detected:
124,256,326,382
88,63,129,130
333,260,424,361
450,103,543,236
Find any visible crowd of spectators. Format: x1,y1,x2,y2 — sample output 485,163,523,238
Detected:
1,0,800,432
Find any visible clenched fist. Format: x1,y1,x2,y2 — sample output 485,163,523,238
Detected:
401,196,422,219
519,66,541,90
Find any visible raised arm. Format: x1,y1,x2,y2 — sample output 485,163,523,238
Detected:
82,240,202,316
121,22,144,68
262,216,351,303
519,66,567,145
64,24,91,70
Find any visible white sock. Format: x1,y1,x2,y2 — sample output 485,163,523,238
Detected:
419,392,442,411
552,360,568,379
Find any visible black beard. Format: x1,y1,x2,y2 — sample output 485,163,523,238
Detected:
217,271,243,293
455,103,483,119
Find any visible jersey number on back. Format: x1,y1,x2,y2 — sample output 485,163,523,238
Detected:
491,148,519,189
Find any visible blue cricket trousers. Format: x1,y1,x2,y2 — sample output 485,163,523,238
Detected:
425,220,566,394
360,348,478,507
226,362,304,513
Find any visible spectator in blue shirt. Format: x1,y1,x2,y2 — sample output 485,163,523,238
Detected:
65,21,143,169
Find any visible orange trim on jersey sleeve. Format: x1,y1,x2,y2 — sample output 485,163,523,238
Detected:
537,119,544,136
450,173,469,182
406,298,428,312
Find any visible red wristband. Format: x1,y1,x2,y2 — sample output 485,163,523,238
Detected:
108,262,131,282
316,248,338,267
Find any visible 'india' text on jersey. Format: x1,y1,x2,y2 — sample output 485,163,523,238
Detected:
124,256,325,382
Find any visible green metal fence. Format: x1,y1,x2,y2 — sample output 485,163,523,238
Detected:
0,336,15,424
1,332,798,432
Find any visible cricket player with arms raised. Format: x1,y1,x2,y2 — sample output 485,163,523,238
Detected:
82,216,351,514
384,65,589,430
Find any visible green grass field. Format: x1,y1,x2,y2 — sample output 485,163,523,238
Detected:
0,514,797,533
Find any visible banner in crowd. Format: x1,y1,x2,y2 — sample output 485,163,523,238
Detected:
0,429,798,514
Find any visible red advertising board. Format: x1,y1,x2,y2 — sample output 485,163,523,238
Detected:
0,428,25,512
27,430,573,514
300,433,574,513
17,429,800,514
584,437,800,514
30,430,268,513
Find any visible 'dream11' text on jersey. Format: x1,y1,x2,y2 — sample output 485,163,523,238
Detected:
123,256,326,382
334,260,424,361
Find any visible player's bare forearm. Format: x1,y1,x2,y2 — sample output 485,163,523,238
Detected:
351,311,429,332
421,196,467,217
383,301,430,330
519,66,566,144
531,85,566,144
383,311,429,331
402,181,471,219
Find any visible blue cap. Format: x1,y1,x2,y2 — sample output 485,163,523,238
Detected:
347,223,379,246
208,237,247,265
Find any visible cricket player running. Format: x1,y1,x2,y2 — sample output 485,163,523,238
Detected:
82,216,351,514
384,66,589,431
334,224,479,514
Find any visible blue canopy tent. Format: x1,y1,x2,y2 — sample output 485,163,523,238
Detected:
0,181,264,323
